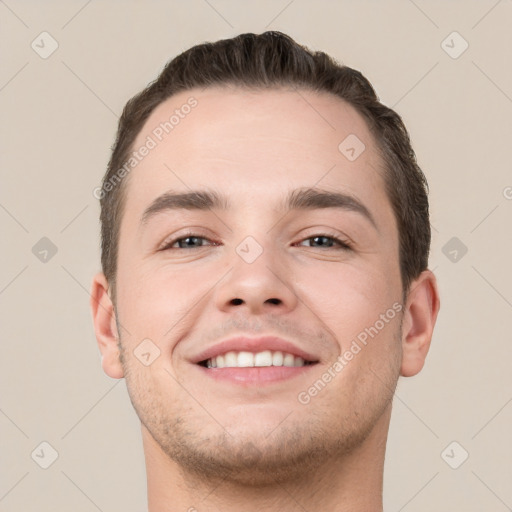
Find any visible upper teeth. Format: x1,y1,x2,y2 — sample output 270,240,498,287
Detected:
205,350,309,368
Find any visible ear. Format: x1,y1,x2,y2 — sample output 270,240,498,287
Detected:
90,272,124,379
400,269,440,377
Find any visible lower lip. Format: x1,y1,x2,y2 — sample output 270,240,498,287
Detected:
196,364,317,385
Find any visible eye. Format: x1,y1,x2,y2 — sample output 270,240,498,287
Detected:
296,234,352,250
158,232,351,251
159,233,218,250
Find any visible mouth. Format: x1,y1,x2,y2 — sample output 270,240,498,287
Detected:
198,350,318,369
190,335,321,385
195,349,319,386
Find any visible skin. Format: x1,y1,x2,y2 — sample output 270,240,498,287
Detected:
91,87,440,511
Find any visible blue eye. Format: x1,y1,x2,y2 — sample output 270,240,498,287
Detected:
175,236,206,248
161,234,215,250
298,235,351,250
159,233,351,251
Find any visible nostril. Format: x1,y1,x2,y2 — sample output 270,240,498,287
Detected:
229,298,281,305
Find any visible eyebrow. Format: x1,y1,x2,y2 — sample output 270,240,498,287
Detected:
140,187,378,230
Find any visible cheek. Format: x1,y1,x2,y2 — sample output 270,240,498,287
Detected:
117,257,217,340
293,260,400,341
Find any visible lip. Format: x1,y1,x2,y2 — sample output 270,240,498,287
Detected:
190,335,320,365
196,364,316,386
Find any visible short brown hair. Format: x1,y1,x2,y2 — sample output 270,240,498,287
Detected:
99,31,431,302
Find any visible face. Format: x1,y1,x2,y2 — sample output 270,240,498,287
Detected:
111,87,405,483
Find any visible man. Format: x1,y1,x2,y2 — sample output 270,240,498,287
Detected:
91,31,440,511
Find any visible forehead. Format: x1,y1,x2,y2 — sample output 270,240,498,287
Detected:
122,86,393,230
133,86,375,162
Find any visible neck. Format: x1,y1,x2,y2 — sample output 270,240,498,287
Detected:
143,406,391,512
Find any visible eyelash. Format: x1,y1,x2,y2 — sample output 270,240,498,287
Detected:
159,231,352,251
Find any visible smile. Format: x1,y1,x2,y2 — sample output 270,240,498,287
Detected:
200,350,317,369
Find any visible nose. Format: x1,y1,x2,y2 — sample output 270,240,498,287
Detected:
214,242,299,315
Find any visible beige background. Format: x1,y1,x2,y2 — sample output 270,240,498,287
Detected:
1,0,511,510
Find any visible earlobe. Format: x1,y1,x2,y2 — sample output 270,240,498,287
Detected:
90,273,124,379
400,270,440,377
